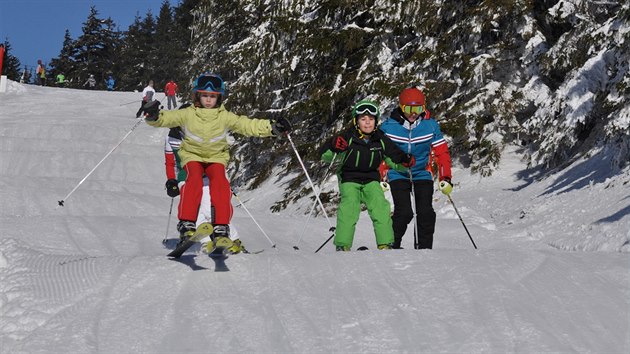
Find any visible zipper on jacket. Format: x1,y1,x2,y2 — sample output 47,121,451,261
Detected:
408,127,413,180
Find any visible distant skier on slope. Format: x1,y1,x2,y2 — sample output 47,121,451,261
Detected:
320,100,414,251
380,87,453,249
143,73,291,252
36,60,46,86
135,80,156,118
164,79,178,110
106,75,115,91
83,74,97,89
163,123,246,254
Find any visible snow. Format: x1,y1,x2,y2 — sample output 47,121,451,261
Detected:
377,42,394,75
548,0,578,20
290,56,300,72
0,81,629,353
560,48,609,127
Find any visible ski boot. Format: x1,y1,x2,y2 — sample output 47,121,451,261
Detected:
335,245,350,252
202,239,215,254
227,239,245,254
176,220,196,246
211,225,233,251
377,244,393,250
194,223,215,254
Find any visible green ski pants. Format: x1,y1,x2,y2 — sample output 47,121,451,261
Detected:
333,181,394,248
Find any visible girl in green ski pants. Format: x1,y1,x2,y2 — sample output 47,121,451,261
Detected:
320,100,414,251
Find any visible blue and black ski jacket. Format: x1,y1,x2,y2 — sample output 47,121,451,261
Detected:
379,108,452,182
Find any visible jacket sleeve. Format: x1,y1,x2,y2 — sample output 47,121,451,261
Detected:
225,111,273,137
321,149,336,163
381,134,408,164
431,121,452,181
320,129,353,161
146,108,186,128
384,157,408,173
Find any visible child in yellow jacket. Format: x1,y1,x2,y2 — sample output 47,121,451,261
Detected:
144,73,291,248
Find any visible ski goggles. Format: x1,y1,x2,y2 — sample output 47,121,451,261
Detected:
194,75,224,94
400,104,425,115
354,103,379,117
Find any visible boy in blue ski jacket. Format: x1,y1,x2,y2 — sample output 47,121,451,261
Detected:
379,88,453,249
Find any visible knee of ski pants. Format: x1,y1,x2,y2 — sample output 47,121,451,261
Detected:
394,207,414,224
417,209,436,224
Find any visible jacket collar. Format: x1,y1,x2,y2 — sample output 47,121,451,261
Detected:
389,107,428,129
348,127,384,143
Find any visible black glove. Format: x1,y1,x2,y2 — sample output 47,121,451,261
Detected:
272,118,292,135
331,135,348,152
402,154,416,168
143,100,161,121
165,179,180,197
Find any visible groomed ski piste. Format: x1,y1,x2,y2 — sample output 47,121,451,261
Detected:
1,81,628,353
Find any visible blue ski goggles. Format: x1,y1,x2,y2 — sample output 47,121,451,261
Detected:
193,74,224,95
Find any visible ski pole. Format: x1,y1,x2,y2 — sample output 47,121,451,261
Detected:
409,169,419,249
286,134,332,225
162,197,175,244
314,227,336,253
294,153,337,250
58,118,145,206
232,190,276,248
286,134,337,251
447,194,478,249
119,100,138,106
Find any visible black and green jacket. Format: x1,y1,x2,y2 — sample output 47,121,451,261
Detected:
320,128,408,184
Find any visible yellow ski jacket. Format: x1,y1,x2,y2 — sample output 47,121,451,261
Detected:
147,105,273,166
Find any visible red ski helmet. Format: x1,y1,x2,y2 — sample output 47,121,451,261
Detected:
399,88,425,106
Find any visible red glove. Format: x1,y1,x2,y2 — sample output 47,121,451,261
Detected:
402,154,415,168
332,135,348,152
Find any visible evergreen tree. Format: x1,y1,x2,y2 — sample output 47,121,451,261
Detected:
117,14,143,91
74,6,121,89
1,39,21,81
20,65,32,84
154,1,177,90
141,12,159,87
117,12,156,91
49,30,79,87
171,0,202,95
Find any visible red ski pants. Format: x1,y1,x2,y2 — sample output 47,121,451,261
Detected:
178,161,233,225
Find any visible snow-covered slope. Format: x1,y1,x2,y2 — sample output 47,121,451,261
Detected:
0,83,628,353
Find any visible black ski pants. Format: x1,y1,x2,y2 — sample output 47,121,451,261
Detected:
389,179,436,249
136,101,145,118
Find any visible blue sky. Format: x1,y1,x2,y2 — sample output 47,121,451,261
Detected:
0,0,176,70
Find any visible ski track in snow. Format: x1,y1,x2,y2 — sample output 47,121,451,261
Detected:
0,82,628,353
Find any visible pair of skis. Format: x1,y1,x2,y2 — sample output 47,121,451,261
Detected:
167,223,226,259
166,222,264,258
